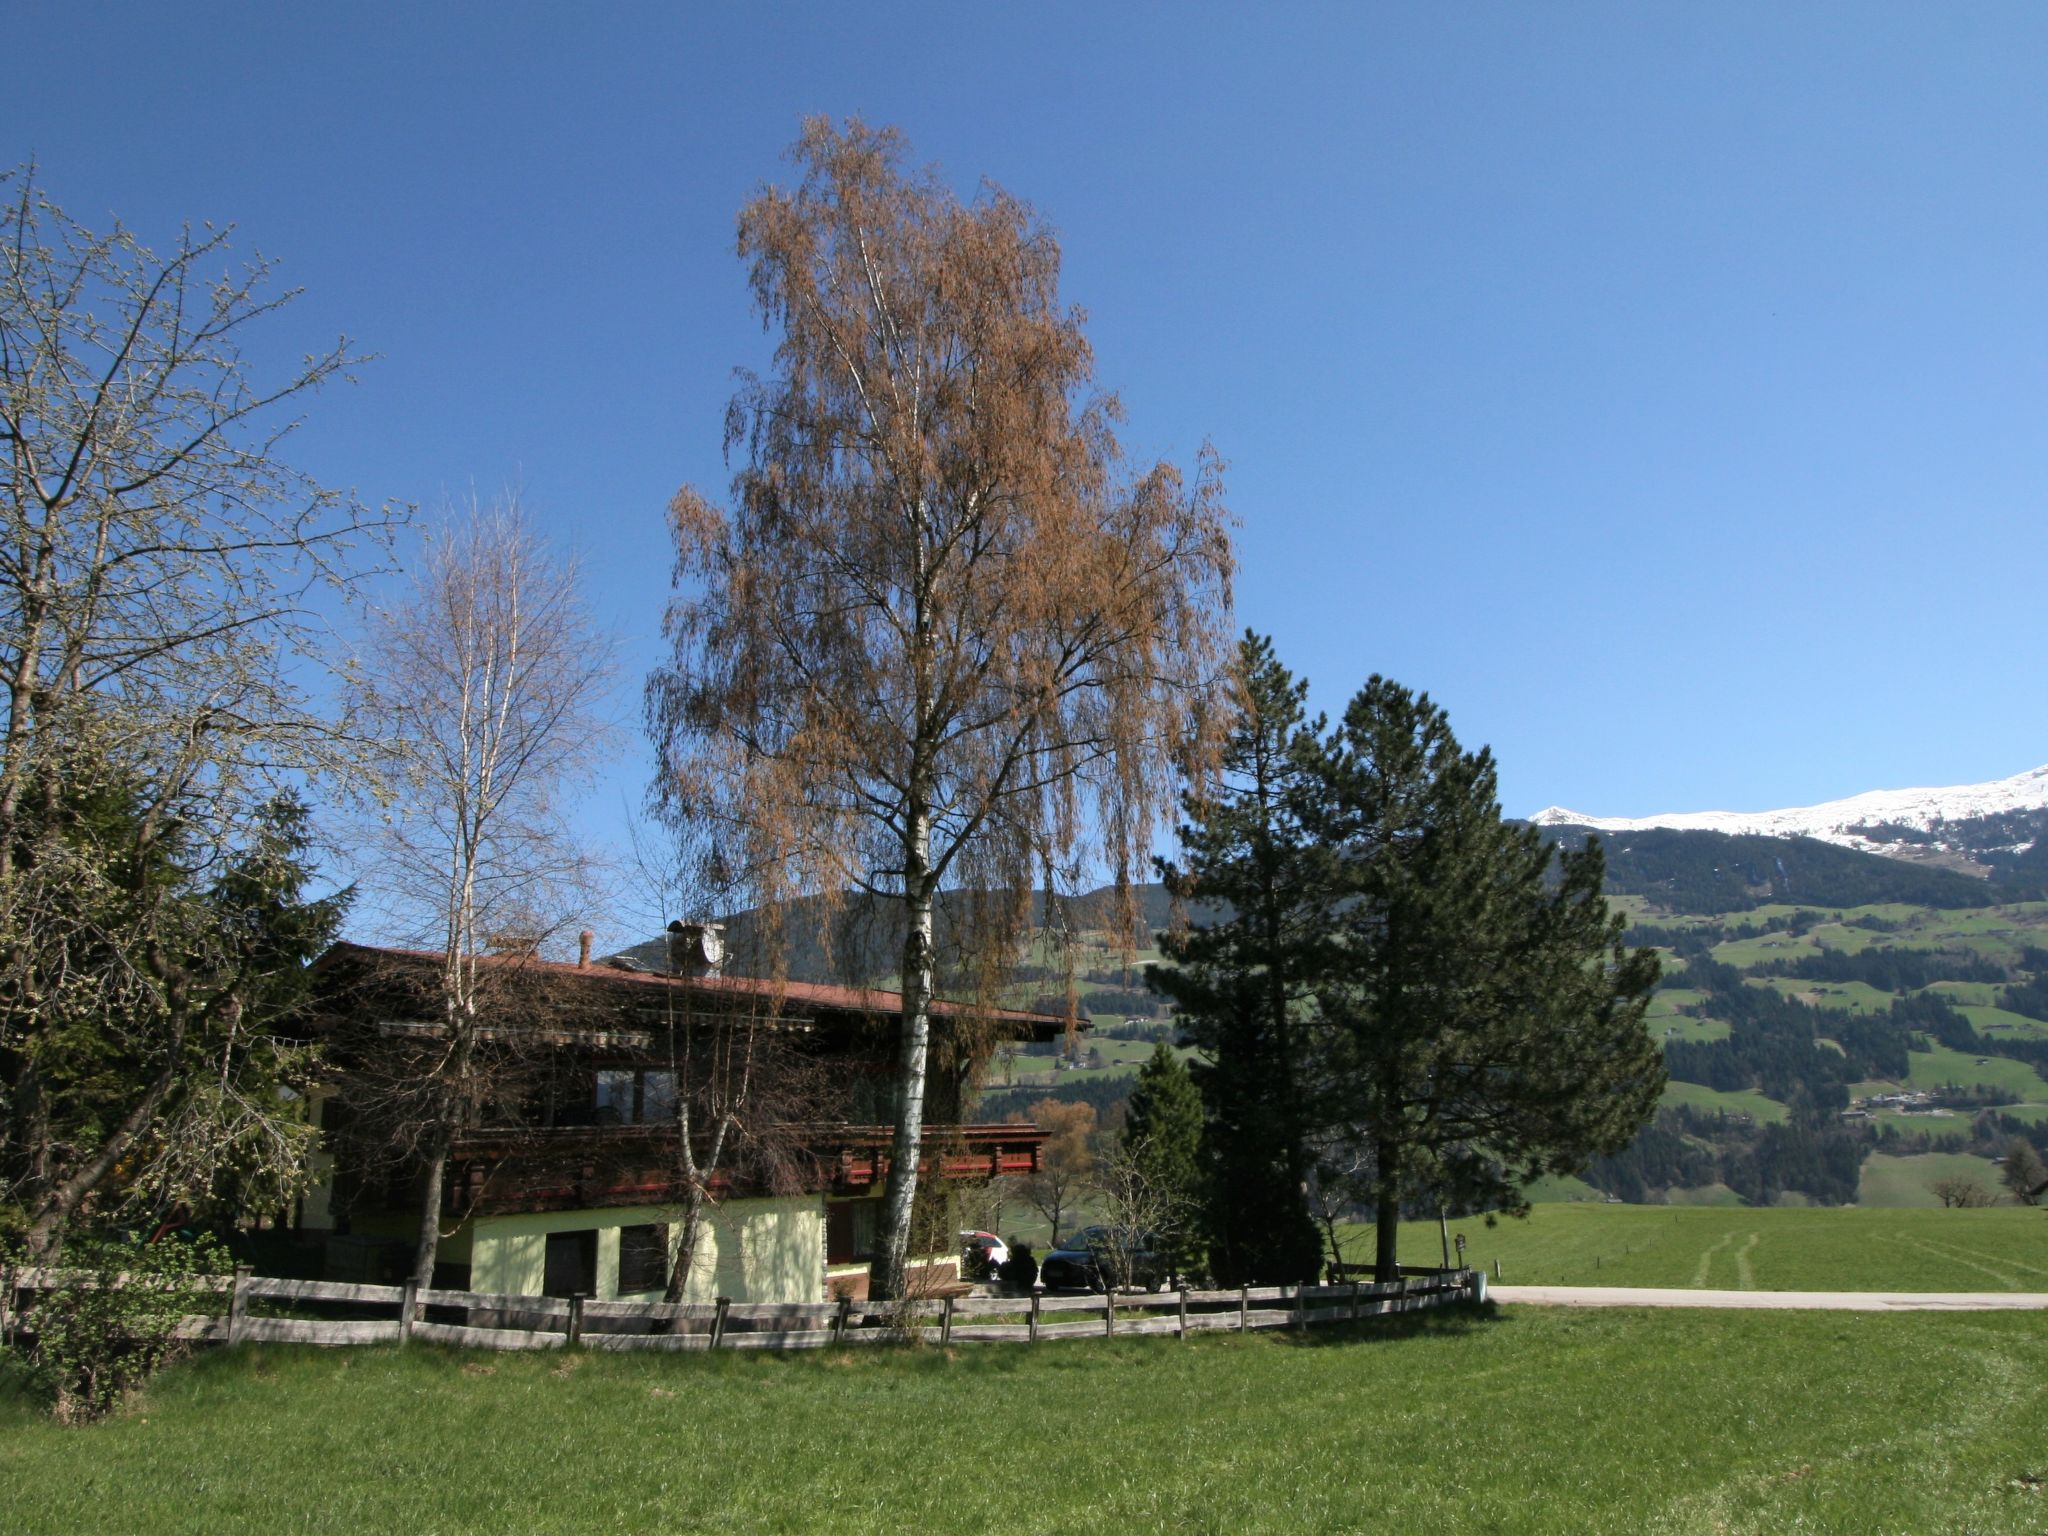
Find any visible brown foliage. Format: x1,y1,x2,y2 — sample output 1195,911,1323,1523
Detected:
648,118,1233,1297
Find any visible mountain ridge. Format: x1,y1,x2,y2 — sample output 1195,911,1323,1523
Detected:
1532,763,2048,873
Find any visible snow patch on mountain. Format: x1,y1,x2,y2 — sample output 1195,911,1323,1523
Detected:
1529,763,2048,854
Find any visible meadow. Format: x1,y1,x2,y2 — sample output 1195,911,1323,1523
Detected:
1341,1202,2048,1291
6,1308,2048,1535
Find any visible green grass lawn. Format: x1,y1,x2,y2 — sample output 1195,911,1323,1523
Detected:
1660,1080,1791,1124
1338,1203,2048,1291
9,1310,2048,1534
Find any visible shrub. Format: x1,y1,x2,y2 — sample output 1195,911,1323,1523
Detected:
8,1232,227,1423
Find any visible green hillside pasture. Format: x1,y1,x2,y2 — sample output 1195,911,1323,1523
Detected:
1660,1080,1791,1124
1960,1005,2048,1041
1656,1015,1732,1044
1645,990,1730,1043
1649,986,1708,1012
11,1312,2048,1535
1858,1152,2006,1209
1867,1106,1971,1132
1906,1045,2048,1100
1924,980,2005,1006
1711,930,1824,969
1665,1183,1749,1207
1344,1203,2048,1292
1522,1173,1603,1203
1753,977,1896,1015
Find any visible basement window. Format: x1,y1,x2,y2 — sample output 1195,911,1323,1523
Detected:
618,1223,670,1293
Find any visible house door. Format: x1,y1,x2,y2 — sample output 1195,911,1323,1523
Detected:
543,1230,597,1298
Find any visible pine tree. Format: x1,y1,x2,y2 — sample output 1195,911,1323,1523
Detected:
1120,1040,1204,1274
1310,678,1664,1279
1151,633,1329,1286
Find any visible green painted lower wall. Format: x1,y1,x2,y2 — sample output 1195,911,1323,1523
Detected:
468,1196,827,1304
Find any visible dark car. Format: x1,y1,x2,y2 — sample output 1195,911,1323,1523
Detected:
1037,1226,1170,1292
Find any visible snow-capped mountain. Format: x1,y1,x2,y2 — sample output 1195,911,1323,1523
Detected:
1529,763,2048,858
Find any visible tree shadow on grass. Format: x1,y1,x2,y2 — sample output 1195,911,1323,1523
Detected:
1276,1299,1504,1350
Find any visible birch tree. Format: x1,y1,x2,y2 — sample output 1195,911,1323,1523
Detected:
354,497,613,1286
0,168,394,1255
650,119,1235,1299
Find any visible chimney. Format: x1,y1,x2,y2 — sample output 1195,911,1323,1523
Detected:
665,919,726,978
578,930,595,969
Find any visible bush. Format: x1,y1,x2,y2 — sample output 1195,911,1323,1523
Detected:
7,1232,227,1423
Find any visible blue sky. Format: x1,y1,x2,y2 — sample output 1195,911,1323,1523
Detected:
9,3,2046,883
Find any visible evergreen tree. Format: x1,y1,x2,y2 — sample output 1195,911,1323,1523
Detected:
1310,678,1664,1279
1151,633,1328,1286
1120,1040,1204,1273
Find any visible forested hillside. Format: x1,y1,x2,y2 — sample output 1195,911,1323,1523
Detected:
700,826,2048,1211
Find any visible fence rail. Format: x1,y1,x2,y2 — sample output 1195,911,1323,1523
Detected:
1,1262,1478,1355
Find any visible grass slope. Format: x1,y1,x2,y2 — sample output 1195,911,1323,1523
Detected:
1857,1152,2006,1209
9,1311,2048,1534
1336,1204,2048,1291
1659,1081,1791,1124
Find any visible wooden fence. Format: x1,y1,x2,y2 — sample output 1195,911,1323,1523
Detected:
0,1263,1479,1355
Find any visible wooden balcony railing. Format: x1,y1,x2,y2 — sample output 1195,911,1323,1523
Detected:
442,1122,1044,1217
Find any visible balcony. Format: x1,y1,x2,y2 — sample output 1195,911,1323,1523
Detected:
442,1121,1045,1217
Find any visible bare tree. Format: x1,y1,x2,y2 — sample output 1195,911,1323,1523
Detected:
352,496,613,1286
0,167,398,1256
1092,1142,1190,1290
650,119,1234,1299
1930,1174,1996,1209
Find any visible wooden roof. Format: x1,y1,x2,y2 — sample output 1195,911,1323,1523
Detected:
312,942,1074,1040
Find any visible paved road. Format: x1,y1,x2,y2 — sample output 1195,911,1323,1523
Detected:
1491,1285,2048,1311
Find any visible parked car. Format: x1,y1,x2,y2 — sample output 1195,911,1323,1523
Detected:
960,1230,1009,1281
1037,1226,1170,1291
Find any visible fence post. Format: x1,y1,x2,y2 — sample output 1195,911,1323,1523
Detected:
1177,1287,1187,1340
1351,1280,1361,1322
940,1294,954,1346
227,1265,253,1346
567,1293,586,1347
710,1295,730,1349
1028,1291,1040,1343
1292,1283,1305,1331
398,1280,418,1345
833,1293,852,1343
1239,1284,1248,1332
1104,1287,1115,1338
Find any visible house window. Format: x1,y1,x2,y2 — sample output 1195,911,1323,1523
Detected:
826,1198,881,1263
594,1070,635,1124
592,1069,678,1125
640,1071,677,1124
543,1230,597,1298
618,1224,670,1293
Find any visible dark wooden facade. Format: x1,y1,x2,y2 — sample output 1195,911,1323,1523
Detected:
307,941,1060,1229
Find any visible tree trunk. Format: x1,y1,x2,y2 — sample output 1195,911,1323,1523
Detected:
663,1182,710,1306
411,1128,450,1289
1373,1138,1401,1283
870,870,935,1302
